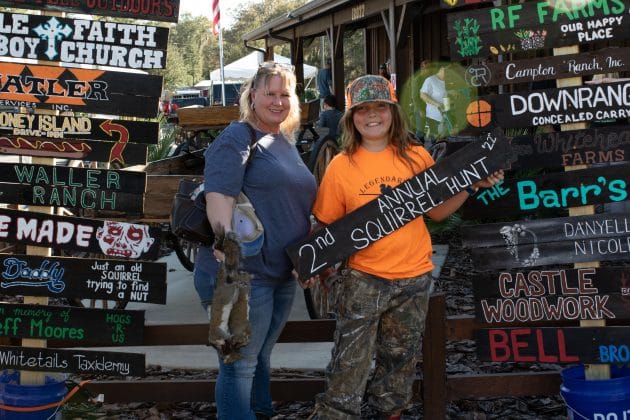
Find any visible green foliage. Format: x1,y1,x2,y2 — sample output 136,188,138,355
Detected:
149,122,177,162
425,213,463,235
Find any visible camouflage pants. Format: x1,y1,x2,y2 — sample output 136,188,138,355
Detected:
312,269,433,419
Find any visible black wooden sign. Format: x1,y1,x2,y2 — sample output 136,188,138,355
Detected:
463,81,630,130
0,12,168,69
0,136,148,165
0,0,180,23
0,63,161,118
0,303,143,345
461,212,630,269
475,326,630,364
462,164,630,219
436,125,630,170
473,267,630,323
448,0,630,60
0,208,160,260
0,182,144,212
0,162,146,192
464,47,630,88
0,254,167,304
287,129,514,279
0,113,159,145
0,345,145,376
511,125,630,170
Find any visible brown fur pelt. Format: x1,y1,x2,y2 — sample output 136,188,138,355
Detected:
208,231,252,364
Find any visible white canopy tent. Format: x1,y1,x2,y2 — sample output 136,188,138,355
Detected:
199,51,318,85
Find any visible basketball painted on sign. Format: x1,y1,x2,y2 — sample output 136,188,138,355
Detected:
0,208,160,260
0,12,168,69
287,129,515,279
0,0,181,23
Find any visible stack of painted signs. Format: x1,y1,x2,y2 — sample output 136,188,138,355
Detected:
0,1,178,381
446,0,630,368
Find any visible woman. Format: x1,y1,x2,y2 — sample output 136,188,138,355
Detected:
307,75,503,419
193,62,317,419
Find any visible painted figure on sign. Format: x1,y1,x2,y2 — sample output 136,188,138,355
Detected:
96,221,154,258
304,75,503,419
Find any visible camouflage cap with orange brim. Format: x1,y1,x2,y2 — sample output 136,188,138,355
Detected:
345,75,397,110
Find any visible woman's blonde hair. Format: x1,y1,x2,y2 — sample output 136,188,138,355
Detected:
239,62,301,142
339,102,420,171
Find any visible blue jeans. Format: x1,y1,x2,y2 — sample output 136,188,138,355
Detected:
213,279,296,419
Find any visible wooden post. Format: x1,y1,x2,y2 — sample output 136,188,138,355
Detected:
553,45,609,381
423,293,447,419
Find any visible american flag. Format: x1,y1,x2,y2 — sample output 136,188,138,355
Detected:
211,0,220,36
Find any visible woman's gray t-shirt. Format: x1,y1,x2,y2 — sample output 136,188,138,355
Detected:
196,121,316,284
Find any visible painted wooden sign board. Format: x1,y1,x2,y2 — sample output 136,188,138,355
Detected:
436,125,630,170
0,182,144,212
473,267,630,323
476,326,630,364
464,47,630,88
462,163,630,218
0,63,161,118
0,136,148,165
0,113,159,145
0,12,168,69
0,254,167,304
0,303,144,345
447,0,630,59
461,212,630,269
463,81,630,130
287,129,515,279
0,0,180,23
0,207,161,260
0,345,145,376
0,162,146,192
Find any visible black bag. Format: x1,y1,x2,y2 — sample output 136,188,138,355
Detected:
171,178,213,245
170,123,258,246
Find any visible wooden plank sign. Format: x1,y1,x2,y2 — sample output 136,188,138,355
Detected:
462,164,630,219
0,208,161,260
0,346,145,376
0,0,180,23
0,303,144,345
475,326,630,364
463,81,630,130
0,137,148,166
447,0,630,60
0,162,146,192
0,254,167,304
511,124,630,170
464,47,630,88
0,112,159,144
0,63,161,118
473,267,630,323
461,212,630,269
0,12,168,69
287,129,515,279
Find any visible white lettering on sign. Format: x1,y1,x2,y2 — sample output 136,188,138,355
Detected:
352,4,365,20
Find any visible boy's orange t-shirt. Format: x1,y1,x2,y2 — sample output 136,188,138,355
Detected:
312,144,435,280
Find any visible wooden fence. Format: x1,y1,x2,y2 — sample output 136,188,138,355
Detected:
45,292,630,418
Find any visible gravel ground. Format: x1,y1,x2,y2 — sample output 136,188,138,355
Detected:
60,230,569,419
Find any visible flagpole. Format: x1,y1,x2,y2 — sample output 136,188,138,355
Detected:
218,19,226,106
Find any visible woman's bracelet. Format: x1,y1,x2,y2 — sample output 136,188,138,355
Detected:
465,186,478,196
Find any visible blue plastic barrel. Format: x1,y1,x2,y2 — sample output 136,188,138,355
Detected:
0,371,67,419
561,365,630,420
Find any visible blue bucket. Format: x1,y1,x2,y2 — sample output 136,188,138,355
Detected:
0,371,67,419
561,365,630,420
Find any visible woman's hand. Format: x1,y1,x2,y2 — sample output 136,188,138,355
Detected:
473,170,504,190
293,267,334,290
